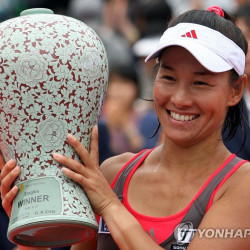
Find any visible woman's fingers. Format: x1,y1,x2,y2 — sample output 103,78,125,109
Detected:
1,162,20,199
89,125,99,166
64,125,99,169
2,185,19,218
53,153,86,175
53,127,119,216
66,134,89,164
1,159,16,181
0,159,20,218
53,126,100,191
61,167,86,186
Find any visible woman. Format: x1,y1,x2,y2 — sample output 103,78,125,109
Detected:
1,6,250,250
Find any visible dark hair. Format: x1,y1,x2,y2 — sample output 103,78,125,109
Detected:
156,9,248,142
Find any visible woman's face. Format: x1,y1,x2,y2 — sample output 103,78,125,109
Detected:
153,46,238,147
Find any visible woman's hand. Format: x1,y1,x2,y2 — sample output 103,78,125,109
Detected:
0,155,20,218
53,126,164,250
53,125,120,216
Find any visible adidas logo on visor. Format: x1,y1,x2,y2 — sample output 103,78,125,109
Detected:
181,30,197,39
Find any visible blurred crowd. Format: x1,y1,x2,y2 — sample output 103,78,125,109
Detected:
0,0,250,249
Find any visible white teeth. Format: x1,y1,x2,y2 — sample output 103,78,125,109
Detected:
170,111,197,121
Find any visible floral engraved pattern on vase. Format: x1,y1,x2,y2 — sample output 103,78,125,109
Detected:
74,185,96,219
36,117,68,152
75,185,89,206
14,52,48,86
0,12,108,219
80,50,102,80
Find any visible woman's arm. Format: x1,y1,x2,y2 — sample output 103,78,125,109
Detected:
188,163,250,250
98,197,163,250
53,126,164,250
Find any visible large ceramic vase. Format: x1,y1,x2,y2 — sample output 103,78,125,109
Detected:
0,8,109,247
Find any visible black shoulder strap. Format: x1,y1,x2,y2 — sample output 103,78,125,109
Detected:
161,156,243,249
113,149,150,201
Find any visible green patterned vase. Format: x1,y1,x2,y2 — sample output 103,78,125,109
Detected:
0,8,109,247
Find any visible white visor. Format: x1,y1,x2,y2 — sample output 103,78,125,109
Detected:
145,23,245,76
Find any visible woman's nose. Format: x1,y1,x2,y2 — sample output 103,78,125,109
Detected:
171,85,193,108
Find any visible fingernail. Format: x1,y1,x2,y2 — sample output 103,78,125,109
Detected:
53,153,63,160
67,134,76,142
13,166,20,173
13,186,19,192
62,167,69,174
8,159,15,165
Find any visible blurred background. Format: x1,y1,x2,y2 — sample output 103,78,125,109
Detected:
0,0,250,249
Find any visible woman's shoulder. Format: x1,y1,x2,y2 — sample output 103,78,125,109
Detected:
100,152,137,185
230,160,250,188
214,160,250,204
229,160,250,185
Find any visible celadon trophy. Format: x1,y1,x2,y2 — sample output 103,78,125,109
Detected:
0,8,109,247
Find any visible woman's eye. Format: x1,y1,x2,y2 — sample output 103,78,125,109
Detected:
163,75,175,81
194,81,208,86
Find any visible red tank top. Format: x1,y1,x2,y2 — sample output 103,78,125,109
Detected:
98,149,247,249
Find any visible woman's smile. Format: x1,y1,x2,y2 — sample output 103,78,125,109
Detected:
168,110,199,122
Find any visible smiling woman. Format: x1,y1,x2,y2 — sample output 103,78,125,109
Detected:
153,46,239,147
1,5,250,250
